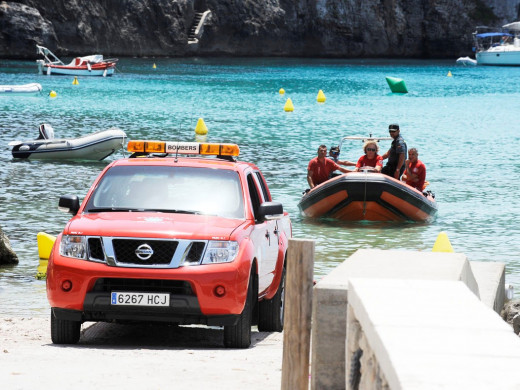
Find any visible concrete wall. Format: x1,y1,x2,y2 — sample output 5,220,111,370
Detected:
346,278,520,389
311,249,506,390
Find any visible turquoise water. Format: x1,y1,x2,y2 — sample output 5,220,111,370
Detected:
1,57,520,316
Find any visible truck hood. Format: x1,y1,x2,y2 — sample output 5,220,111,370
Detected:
64,212,248,240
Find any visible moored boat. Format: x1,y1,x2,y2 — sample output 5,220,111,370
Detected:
0,83,42,94
298,135,437,222
10,124,127,161
36,45,118,76
473,22,520,66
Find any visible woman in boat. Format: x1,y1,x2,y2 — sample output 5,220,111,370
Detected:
354,140,383,172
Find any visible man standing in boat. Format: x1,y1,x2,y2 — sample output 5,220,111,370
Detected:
307,145,351,189
381,124,407,180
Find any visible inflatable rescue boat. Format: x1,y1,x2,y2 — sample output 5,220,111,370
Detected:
10,124,127,161
298,171,437,222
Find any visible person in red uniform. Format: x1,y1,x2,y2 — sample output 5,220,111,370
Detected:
355,140,383,172
307,145,351,189
402,147,426,191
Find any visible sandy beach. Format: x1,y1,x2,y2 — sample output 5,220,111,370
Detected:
1,316,284,389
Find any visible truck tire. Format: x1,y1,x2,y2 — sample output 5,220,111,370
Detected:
258,265,285,332
51,312,81,344
224,272,253,348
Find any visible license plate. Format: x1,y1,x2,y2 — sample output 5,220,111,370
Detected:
111,292,170,307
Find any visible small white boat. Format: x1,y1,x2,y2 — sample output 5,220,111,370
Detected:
455,56,477,66
10,124,127,161
473,22,520,66
36,45,118,77
0,83,42,94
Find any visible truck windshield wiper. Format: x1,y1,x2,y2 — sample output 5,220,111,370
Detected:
87,207,143,212
145,209,202,214
87,207,202,214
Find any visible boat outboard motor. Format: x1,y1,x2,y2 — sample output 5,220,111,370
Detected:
37,124,55,140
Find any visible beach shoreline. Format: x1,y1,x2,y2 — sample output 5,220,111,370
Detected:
1,316,283,389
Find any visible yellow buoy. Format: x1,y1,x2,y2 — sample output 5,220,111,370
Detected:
36,259,48,280
72,76,79,85
195,118,208,135
37,232,56,259
49,90,57,98
432,231,454,252
279,88,285,95
36,232,56,280
284,98,294,112
447,71,452,77
317,89,326,103
153,63,157,69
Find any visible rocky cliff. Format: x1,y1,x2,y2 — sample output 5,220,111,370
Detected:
0,0,519,59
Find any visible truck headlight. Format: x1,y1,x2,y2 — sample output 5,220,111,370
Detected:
201,241,238,264
59,235,87,259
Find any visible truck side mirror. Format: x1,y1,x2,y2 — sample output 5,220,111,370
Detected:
257,201,284,222
58,195,80,215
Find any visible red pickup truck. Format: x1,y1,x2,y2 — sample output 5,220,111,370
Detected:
47,140,292,348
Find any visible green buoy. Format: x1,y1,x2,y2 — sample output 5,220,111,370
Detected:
386,76,408,94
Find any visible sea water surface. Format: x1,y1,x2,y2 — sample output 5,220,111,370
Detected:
1,57,519,316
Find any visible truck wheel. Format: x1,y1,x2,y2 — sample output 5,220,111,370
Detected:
51,312,81,344
224,272,253,348
258,265,285,332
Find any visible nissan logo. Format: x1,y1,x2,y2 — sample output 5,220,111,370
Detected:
135,244,154,260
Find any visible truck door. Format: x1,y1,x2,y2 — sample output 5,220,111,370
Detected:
247,173,278,293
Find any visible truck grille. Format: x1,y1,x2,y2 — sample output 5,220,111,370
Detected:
84,237,208,268
113,239,178,265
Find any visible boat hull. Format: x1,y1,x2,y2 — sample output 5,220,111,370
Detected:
298,172,437,222
42,64,116,76
476,49,520,66
11,129,126,161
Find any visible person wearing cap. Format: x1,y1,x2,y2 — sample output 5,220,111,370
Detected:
328,146,356,167
381,124,407,179
307,144,351,189
402,147,426,191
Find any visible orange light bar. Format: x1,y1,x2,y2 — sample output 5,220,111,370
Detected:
127,140,166,153
127,141,240,157
199,143,240,156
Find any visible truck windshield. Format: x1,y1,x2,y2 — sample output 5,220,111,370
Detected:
85,166,245,219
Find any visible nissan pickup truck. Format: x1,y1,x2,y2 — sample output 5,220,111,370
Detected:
47,140,292,348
